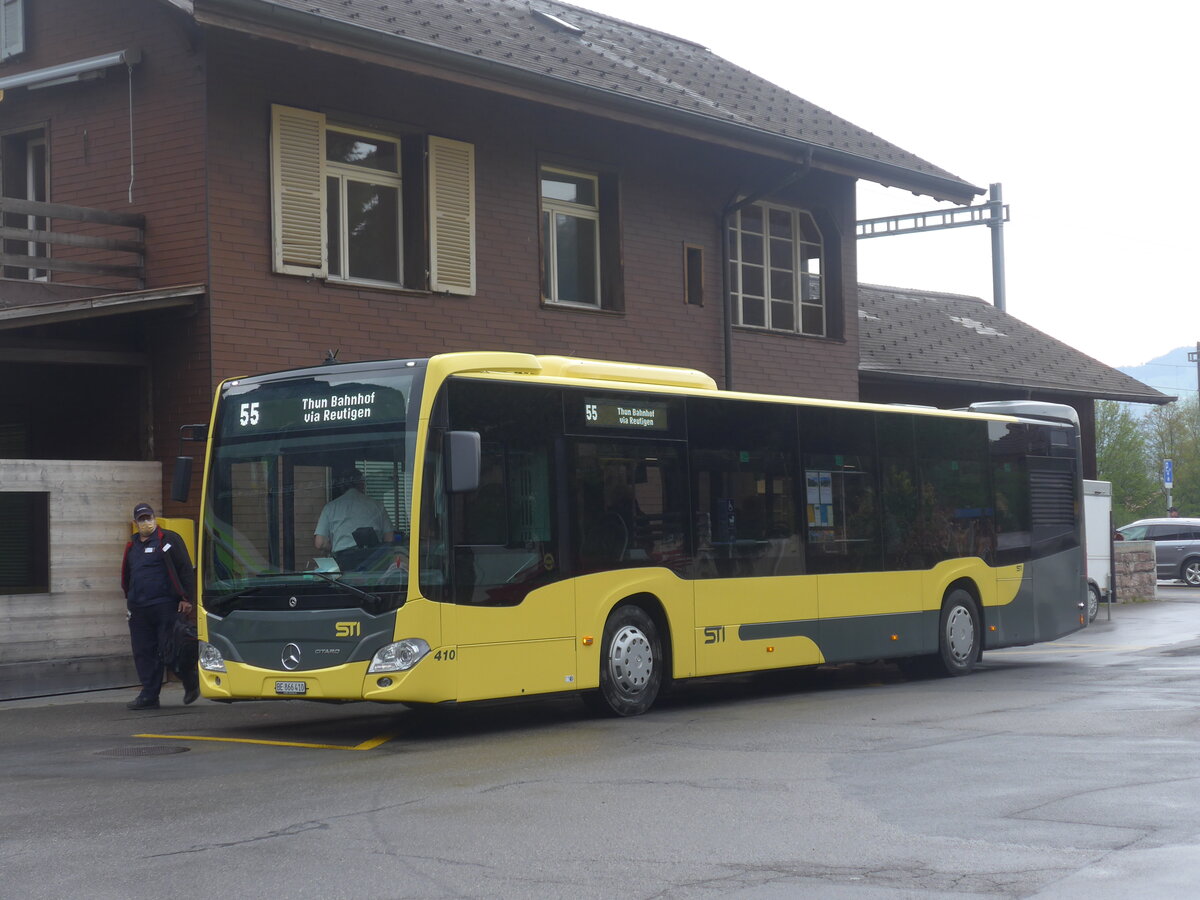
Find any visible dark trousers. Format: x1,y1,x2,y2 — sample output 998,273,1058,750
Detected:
128,601,196,700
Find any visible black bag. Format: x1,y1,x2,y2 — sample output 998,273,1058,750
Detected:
160,615,198,673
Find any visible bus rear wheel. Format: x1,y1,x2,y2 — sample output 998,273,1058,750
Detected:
936,588,980,677
590,605,662,717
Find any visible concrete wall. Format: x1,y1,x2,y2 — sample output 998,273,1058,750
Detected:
0,460,162,699
1115,540,1157,603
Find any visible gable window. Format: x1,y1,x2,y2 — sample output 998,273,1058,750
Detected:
728,202,824,336
1,127,47,281
1,0,24,61
541,167,599,306
271,104,475,295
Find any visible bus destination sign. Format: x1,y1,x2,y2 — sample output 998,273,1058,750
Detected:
583,397,669,432
222,376,409,435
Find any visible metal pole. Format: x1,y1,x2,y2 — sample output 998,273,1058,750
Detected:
988,183,1006,312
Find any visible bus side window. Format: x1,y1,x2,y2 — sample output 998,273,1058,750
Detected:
447,380,561,605
990,421,1032,565
799,407,879,575
877,413,922,571
691,398,802,579
915,418,992,565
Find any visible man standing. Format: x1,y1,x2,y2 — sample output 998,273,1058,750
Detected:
121,503,200,710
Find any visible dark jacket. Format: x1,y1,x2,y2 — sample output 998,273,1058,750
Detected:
121,527,196,608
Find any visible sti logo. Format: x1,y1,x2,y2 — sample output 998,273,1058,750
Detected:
335,621,361,638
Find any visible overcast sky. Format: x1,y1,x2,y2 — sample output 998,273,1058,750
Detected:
576,0,1198,376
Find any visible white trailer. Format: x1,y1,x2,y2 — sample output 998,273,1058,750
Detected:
1083,479,1114,622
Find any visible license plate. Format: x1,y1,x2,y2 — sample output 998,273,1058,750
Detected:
275,680,307,695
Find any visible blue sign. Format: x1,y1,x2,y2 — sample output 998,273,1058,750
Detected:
1164,458,1174,489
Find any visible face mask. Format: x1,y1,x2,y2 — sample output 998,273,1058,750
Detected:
137,517,156,537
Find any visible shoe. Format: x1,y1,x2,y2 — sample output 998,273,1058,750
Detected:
126,696,160,710
183,686,200,705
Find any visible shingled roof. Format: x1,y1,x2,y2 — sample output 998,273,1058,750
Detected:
187,0,980,203
858,285,1173,405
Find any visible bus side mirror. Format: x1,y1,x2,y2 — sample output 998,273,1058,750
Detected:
444,430,481,493
171,456,194,503
170,424,209,503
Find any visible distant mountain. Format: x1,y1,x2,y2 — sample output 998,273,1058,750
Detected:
1119,347,1197,400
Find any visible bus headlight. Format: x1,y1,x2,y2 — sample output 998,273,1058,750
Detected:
198,641,227,672
368,639,430,673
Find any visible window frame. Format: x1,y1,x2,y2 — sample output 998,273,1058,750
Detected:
728,201,825,336
1,0,25,62
539,165,602,308
1,126,48,281
269,104,474,295
324,124,404,288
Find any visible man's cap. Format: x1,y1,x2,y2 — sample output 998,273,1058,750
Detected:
1169,506,1179,512
133,503,155,520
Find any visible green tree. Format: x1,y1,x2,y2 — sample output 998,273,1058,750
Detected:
1095,400,1157,525
1143,398,1200,518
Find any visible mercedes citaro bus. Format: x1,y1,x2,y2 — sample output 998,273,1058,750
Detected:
179,352,1087,715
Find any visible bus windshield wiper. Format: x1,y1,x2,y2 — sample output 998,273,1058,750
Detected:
253,570,382,605
204,586,261,615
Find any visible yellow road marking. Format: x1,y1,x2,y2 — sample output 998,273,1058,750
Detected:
135,732,395,751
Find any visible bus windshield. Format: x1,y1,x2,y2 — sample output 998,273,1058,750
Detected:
202,366,421,608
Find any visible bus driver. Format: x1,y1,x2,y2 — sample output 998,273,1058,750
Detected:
314,467,393,567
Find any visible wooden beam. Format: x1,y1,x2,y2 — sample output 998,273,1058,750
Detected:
0,197,144,229
0,253,142,279
0,225,144,255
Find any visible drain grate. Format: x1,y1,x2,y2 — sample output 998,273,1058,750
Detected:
96,744,190,757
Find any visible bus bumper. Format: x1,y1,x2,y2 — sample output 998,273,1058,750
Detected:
199,653,455,703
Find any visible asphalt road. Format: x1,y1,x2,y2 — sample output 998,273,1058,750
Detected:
4,585,1200,899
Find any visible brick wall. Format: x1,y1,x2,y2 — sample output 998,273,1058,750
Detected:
0,0,213,514
203,32,862,400
0,0,208,291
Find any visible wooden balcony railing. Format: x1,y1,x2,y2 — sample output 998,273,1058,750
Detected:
0,197,145,288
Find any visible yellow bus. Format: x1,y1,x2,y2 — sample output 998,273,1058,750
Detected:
185,352,1086,715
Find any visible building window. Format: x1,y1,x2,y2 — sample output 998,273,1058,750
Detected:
540,167,600,306
0,491,49,594
728,202,824,336
270,105,475,295
1,127,47,281
325,128,402,284
1,0,24,61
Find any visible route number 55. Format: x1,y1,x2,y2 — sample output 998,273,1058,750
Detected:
239,402,260,426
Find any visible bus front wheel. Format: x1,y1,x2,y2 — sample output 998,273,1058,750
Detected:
589,605,663,717
936,588,980,677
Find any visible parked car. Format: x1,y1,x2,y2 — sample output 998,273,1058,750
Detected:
1117,518,1200,587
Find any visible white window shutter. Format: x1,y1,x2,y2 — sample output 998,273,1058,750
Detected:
270,104,327,277
1,0,25,60
428,136,476,295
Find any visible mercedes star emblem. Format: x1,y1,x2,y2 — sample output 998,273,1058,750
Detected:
281,643,302,670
